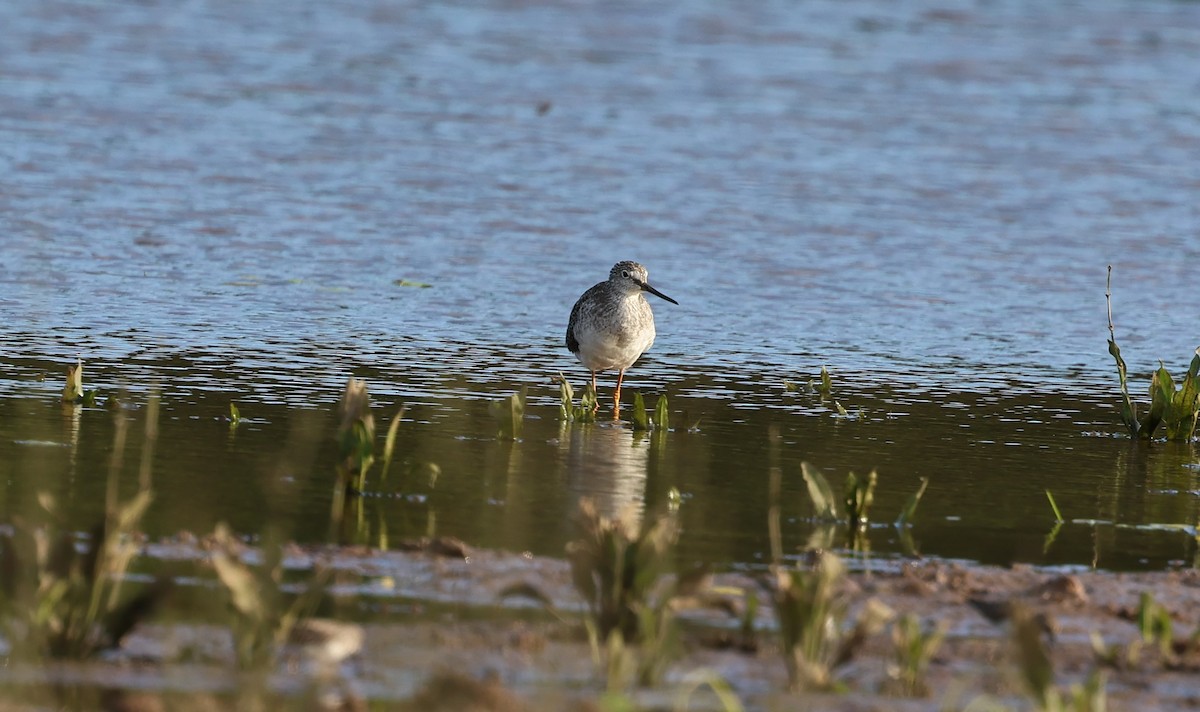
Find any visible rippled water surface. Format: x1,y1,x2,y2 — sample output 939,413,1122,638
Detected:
2,0,1200,571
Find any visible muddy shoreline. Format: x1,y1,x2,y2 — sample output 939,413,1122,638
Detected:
4,539,1200,711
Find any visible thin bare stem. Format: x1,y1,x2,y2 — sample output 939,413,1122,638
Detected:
1106,265,1115,342
768,425,782,567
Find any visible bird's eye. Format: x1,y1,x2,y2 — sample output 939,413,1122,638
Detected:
621,270,630,278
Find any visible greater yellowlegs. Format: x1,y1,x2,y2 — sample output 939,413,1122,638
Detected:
566,261,677,415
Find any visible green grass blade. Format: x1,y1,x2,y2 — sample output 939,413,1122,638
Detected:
559,373,575,421
1045,489,1063,522
379,406,405,485
801,462,840,521
631,392,649,431
653,394,669,431
895,477,928,527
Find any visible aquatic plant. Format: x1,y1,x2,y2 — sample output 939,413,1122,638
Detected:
887,613,946,697
559,373,598,423
1042,490,1065,553
336,377,376,494
782,367,859,417
0,399,169,659
378,405,406,486
671,668,746,712
328,381,427,544
653,394,670,430
565,497,687,687
631,391,649,430
800,463,881,549
800,463,929,551
60,358,100,405
628,392,671,432
844,469,876,527
489,386,527,439
768,551,893,691
61,358,83,402
894,477,929,527
1134,591,1174,661
1010,603,1107,712
817,365,833,400
1106,266,1200,441
800,462,841,521
209,522,330,671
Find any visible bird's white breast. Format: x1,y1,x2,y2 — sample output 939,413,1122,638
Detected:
573,294,656,372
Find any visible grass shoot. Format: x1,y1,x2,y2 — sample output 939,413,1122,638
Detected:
209,522,329,671
489,386,527,439
378,405,406,486
888,613,947,697
768,551,893,691
894,477,929,527
653,394,670,430
1011,602,1107,711
844,469,877,527
1135,591,1174,661
335,377,376,494
565,497,685,688
631,391,649,430
558,373,597,423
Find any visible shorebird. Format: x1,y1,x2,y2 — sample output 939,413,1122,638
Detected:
566,261,677,415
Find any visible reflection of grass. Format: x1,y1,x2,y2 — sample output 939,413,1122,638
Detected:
1107,266,1200,441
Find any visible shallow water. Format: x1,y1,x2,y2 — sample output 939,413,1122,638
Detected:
3,0,1200,572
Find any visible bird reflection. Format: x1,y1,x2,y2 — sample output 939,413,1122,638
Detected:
562,424,650,529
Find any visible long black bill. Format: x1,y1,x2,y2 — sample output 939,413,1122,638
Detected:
640,281,678,305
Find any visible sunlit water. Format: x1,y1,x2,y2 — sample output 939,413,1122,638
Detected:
2,0,1200,573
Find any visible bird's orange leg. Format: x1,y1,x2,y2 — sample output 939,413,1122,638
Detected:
613,369,625,418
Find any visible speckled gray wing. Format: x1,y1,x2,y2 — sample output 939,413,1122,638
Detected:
565,291,586,354
566,282,604,354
